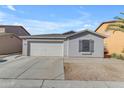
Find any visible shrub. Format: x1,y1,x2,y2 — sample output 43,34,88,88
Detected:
111,53,117,58
119,54,124,60
111,53,124,60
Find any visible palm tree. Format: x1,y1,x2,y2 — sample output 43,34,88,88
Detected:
106,12,124,33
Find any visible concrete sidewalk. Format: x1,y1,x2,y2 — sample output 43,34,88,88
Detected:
42,80,124,88
0,79,124,88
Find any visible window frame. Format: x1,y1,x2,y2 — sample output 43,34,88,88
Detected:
79,39,94,54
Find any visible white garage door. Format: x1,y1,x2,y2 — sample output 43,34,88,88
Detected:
29,42,63,56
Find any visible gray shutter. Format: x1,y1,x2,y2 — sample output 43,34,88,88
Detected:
90,40,94,52
79,40,82,52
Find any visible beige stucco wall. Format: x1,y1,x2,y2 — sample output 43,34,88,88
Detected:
96,23,124,55
0,35,22,55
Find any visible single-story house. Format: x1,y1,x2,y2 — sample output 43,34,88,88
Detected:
0,25,30,55
20,30,105,57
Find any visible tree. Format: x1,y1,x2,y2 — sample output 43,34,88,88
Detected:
106,12,124,33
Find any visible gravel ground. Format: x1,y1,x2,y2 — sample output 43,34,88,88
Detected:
64,58,124,81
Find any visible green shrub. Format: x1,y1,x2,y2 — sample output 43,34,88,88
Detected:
119,54,124,60
111,53,124,60
116,55,121,59
111,53,117,58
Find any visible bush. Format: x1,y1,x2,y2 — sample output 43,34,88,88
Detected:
111,53,117,58
111,53,124,60
119,54,124,60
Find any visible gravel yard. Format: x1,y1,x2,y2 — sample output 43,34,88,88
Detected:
64,58,124,81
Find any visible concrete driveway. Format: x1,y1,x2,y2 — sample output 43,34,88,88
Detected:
0,56,64,80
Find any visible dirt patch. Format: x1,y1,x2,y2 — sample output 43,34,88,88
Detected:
64,62,124,81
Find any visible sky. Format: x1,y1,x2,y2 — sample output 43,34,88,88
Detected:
0,5,124,35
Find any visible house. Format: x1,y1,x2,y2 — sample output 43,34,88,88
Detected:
95,21,124,55
0,25,30,55
21,30,105,57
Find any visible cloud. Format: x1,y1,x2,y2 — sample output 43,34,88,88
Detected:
7,5,16,11
78,10,91,18
23,19,62,34
17,19,86,34
0,11,8,22
76,24,97,31
0,11,99,35
79,6,85,10
0,11,5,21
83,24,93,28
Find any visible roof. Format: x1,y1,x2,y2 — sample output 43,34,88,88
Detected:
62,31,76,35
68,30,106,38
0,25,31,35
0,33,21,40
95,20,120,32
33,34,66,37
20,33,66,39
20,30,106,39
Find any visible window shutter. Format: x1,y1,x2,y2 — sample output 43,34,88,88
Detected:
90,40,94,52
79,40,82,52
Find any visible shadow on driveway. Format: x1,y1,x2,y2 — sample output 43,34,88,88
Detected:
0,59,7,63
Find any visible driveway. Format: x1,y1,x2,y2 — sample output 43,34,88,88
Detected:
0,56,64,80
64,58,124,81
1,56,124,88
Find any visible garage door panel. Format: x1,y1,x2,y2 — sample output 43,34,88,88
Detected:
30,43,46,56
45,44,63,56
29,42,63,56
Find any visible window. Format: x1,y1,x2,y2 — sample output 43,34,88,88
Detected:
0,28,5,33
82,40,90,52
79,39,94,52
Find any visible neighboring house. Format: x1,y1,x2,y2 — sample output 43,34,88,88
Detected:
0,25,30,55
95,21,124,55
21,30,105,57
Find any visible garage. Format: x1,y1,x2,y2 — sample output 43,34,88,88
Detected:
28,41,64,56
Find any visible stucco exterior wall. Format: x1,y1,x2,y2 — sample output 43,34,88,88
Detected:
66,33,104,57
0,35,22,54
96,23,124,55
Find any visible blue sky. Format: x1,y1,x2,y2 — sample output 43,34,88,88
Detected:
0,5,124,35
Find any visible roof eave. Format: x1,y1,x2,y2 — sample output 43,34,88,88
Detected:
20,36,66,39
